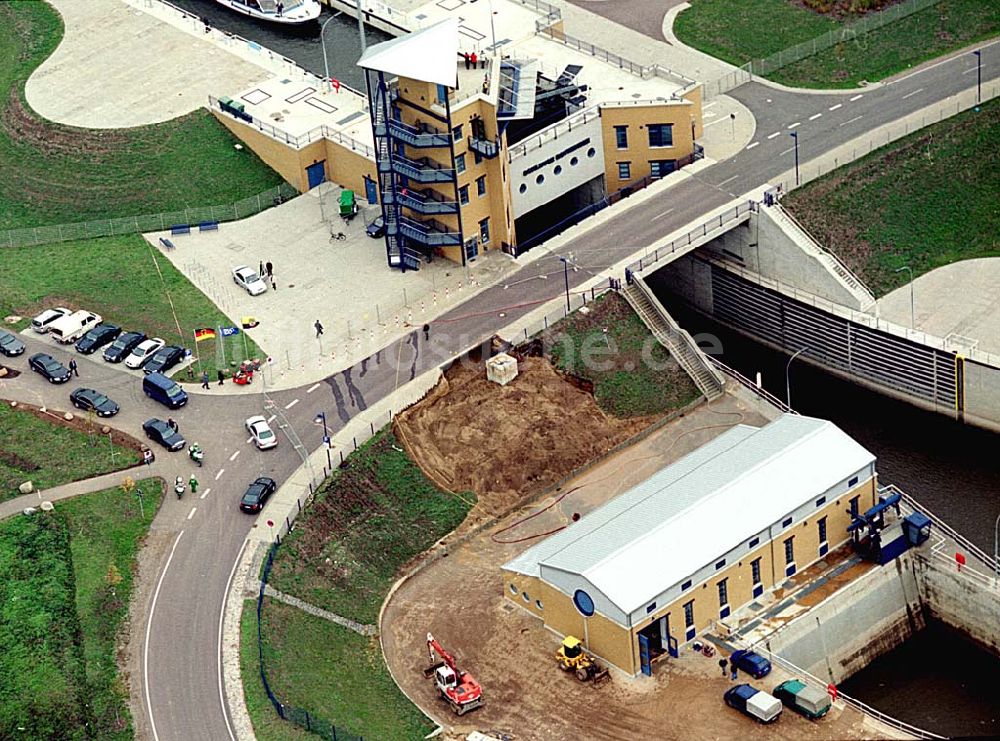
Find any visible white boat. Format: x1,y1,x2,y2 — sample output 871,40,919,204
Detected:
215,0,322,25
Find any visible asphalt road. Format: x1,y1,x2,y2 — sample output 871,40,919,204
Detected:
3,41,995,741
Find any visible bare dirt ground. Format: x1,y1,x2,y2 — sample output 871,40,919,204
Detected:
381,395,882,741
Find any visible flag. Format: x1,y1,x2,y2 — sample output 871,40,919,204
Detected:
194,328,216,342
220,326,240,337
241,316,260,329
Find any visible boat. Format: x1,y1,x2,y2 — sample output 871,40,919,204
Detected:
214,0,322,25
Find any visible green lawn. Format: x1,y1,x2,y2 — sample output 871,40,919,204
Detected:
0,2,283,231
675,0,1000,88
0,402,140,501
541,292,701,417
0,233,263,378
0,479,162,740
783,98,1000,296
242,600,433,741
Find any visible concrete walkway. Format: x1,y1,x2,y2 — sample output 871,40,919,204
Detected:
263,584,377,636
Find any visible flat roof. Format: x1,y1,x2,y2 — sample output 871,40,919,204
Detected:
358,18,459,88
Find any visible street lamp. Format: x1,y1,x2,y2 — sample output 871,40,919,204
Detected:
994,512,1000,585
785,346,809,409
973,50,982,104
789,131,800,187
320,13,337,91
558,256,571,314
314,412,332,470
355,0,367,54
894,265,914,329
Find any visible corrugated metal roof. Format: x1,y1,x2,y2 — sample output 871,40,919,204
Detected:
357,19,458,88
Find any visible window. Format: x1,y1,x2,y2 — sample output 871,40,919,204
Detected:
509,583,518,594
614,125,628,149
587,147,597,158
782,516,793,529
519,183,527,193
646,602,657,614
784,536,795,564
477,175,487,197
681,579,692,591
751,558,761,585
535,174,545,184
683,600,695,628
522,591,529,602
452,124,463,141
573,589,595,617
536,599,543,610
650,159,676,178
850,495,860,517
748,536,760,549
648,123,673,147
479,217,490,244
570,156,579,166
818,517,828,556
715,558,726,571
459,185,469,205
815,496,826,508
849,475,859,487
554,165,562,175
455,153,466,174
617,162,631,180
717,579,728,607
436,84,448,104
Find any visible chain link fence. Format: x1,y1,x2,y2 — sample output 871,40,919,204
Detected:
0,182,298,249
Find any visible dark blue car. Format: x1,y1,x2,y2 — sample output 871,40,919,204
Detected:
731,649,772,679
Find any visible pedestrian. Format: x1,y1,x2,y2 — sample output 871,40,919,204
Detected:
68,358,79,377
189,475,199,494
470,51,478,69
217,369,225,385
276,1,283,16
719,657,728,677
201,370,210,389
480,55,486,70
422,323,430,341
258,260,264,277
265,261,273,278
271,276,277,291
730,661,738,682
463,51,470,70
314,319,324,338
168,417,178,432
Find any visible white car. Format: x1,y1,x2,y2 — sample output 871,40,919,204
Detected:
125,337,165,369
245,415,278,450
32,307,70,333
233,266,268,296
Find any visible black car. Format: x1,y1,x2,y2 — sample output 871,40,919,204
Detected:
366,215,385,238
75,322,121,354
142,418,186,451
239,476,277,513
0,329,25,357
28,352,71,383
103,331,146,363
143,345,186,375
70,387,120,417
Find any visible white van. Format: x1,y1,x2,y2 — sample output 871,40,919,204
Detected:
48,310,102,344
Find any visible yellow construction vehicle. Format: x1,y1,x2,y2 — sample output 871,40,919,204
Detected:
555,636,610,685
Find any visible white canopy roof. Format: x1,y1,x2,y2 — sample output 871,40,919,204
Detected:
357,18,459,88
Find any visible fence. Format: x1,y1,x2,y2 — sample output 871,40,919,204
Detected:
0,183,298,249
708,356,794,413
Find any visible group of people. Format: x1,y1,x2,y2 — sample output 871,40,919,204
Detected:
258,260,277,291
462,51,487,70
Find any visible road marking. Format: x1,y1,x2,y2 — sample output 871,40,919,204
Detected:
787,121,800,129
187,507,197,520
246,436,253,444
887,40,999,84
651,207,675,222
229,450,240,462
200,487,210,500
718,175,739,187
962,66,978,75
839,115,863,127
218,539,248,741
829,103,842,111
767,132,780,140
809,113,822,121
704,116,729,127
703,101,718,110
704,111,718,118
306,382,321,393
849,94,863,102
745,142,759,150
901,87,924,99
266,415,276,423
215,468,225,481
143,530,185,741
779,146,795,156
284,398,299,410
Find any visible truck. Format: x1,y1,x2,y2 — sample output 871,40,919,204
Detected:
48,310,102,344
724,683,782,723
773,679,832,719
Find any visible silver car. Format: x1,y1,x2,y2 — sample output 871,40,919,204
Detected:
232,266,268,296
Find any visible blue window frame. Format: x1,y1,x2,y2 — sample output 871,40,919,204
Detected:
717,579,728,607
818,517,828,556
573,590,595,617
436,84,448,104
815,496,826,507
650,160,676,178
681,579,692,591
849,475,859,487
455,153,466,174
617,162,631,180
782,516,793,528
646,602,657,614
751,558,763,598
614,125,628,149
715,558,726,571
648,123,673,147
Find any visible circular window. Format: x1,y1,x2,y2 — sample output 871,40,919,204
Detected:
554,165,562,175
518,183,527,194
522,591,530,602
536,174,545,184
535,599,544,610
509,583,518,594
573,589,595,617
587,147,596,158
570,156,579,166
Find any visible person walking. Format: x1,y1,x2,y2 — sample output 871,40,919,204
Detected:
68,358,79,377
314,320,324,338
730,661,739,682
719,657,728,677
217,369,225,386
258,260,264,278
422,323,430,341
470,51,478,69
463,51,470,70
265,261,273,278
189,475,199,494
480,55,486,70
168,417,178,432
200,370,210,389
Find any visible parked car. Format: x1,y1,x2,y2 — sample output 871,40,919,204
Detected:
104,331,146,363
731,649,772,679
75,322,121,354
773,679,831,720
245,415,277,450
0,329,25,357
31,307,70,333
142,418,186,452
142,372,188,409
366,215,385,238
28,352,71,383
724,684,782,724
143,345,186,375
125,337,165,369
48,310,102,344
232,265,268,295
70,387,120,417
239,476,277,513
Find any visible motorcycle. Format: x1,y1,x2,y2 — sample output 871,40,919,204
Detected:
174,476,186,499
189,443,204,467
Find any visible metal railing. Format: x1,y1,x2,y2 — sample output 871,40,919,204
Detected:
708,356,794,413
507,105,601,161
0,182,297,249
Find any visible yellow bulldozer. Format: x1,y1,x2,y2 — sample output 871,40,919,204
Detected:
555,636,610,685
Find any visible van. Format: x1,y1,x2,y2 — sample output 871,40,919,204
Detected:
48,310,102,344
724,683,782,723
773,679,832,719
143,371,188,409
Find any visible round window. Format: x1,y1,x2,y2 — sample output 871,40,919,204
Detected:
554,165,562,175
535,599,544,610
536,174,545,184
573,589,595,617
570,156,579,166
519,183,527,194
587,147,596,158
522,591,530,602
509,583,518,594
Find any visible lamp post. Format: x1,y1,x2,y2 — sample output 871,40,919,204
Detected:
487,0,497,52
895,265,914,329
973,49,982,104
315,412,332,470
789,131,800,187
356,0,367,54
785,346,809,409
994,512,1000,585
559,256,571,314
320,13,337,91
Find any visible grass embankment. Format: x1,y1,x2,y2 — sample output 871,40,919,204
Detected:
0,403,140,502
542,292,701,417
0,2,283,231
0,480,162,740
675,0,1000,88
0,233,263,377
245,430,473,740
783,97,1000,296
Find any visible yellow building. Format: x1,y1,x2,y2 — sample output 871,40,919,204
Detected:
502,414,878,676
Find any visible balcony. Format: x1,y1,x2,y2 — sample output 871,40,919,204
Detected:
375,119,452,148
398,216,462,247
468,135,500,159
388,188,459,215
391,155,456,183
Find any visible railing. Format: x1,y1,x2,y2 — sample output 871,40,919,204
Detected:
389,155,455,183
398,216,462,246
468,135,500,159
381,119,451,148
393,188,459,215
0,182,298,249
708,357,794,413
507,105,601,161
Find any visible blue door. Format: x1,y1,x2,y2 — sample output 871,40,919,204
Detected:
638,634,652,676
364,176,378,205
667,635,679,659
306,161,326,190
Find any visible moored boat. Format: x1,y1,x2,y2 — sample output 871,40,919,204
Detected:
215,0,321,25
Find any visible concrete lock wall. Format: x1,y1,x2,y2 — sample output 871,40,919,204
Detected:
912,556,1000,660
963,360,1000,433
763,553,925,685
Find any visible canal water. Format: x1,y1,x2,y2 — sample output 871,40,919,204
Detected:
166,0,392,90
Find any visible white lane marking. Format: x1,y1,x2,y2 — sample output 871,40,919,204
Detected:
200,487,210,500
306,382,321,394
809,113,822,121
849,94,863,102
829,103,842,111
246,436,253,444
839,115,863,127
787,121,801,129
767,132,781,140
215,468,225,481
144,530,185,741
746,141,759,150
187,507,197,520
284,398,299,410
901,87,924,99
962,66,978,75
779,146,795,156
651,207,675,222
704,111,718,118
703,101,718,110
229,450,240,462
718,175,739,187
266,415,276,423
704,116,729,127
887,40,999,84
218,539,248,741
